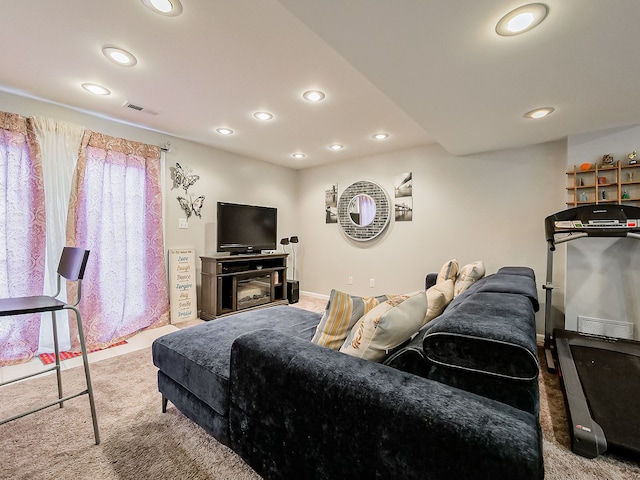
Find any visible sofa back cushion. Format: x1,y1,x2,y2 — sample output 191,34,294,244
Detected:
444,268,539,315
423,292,539,382
422,291,540,414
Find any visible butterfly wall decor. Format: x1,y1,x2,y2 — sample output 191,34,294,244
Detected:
171,162,205,220
171,162,200,194
177,194,205,219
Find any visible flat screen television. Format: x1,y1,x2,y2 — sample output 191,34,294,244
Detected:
217,202,277,255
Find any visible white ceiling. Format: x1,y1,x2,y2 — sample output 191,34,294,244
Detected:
1,1,639,169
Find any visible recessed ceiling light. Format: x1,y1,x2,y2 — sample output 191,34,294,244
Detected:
523,107,555,119
496,3,548,36
254,112,274,121
102,46,137,67
292,153,306,159
329,144,343,151
373,133,389,140
81,83,111,95
141,0,183,16
303,90,326,102
216,127,234,135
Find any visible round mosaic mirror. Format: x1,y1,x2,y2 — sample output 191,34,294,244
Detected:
337,181,390,241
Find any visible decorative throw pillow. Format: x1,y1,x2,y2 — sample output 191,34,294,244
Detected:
424,279,454,324
339,290,427,363
454,260,485,297
312,290,387,350
437,258,459,283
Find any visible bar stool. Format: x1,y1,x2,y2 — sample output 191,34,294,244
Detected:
0,247,100,444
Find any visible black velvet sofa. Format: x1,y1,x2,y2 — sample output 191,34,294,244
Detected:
152,266,544,480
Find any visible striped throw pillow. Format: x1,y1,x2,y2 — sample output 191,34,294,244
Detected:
437,258,459,283
312,289,387,350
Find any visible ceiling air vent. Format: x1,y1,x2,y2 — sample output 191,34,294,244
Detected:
122,101,160,116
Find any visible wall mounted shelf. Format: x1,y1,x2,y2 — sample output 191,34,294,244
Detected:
566,161,640,206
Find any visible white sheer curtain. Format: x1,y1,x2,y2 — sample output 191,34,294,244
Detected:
359,194,376,226
32,117,84,353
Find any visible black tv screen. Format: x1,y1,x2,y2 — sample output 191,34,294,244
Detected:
217,202,277,254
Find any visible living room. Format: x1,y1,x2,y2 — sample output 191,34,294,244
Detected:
2,1,640,479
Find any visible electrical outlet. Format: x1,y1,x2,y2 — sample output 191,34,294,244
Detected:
369,278,375,288
348,276,353,285
179,218,188,229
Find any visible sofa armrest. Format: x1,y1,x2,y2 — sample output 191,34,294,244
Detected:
425,272,438,290
229,329,543,480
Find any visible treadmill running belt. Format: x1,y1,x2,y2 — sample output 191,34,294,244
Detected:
571,345,640,456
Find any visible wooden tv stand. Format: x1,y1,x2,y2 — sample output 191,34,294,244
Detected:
200,253,288,320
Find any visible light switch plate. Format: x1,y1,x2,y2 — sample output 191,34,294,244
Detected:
179,218,188,229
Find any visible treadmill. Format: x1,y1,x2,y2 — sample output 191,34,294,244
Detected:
544,204,640,459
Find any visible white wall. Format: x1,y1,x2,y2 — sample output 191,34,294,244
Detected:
0,91,298,310
297,141,568,334
2,90,577,335
565,125,640,339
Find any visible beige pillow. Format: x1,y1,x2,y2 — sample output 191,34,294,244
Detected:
437,259,459,283
424,279,454,324
339,291,427,362
454,260,485,297
312,290,386,350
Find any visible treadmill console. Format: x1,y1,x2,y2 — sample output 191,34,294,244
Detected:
546,205,640,247
554,218,639,230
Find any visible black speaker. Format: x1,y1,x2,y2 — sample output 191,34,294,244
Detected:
287,280,299,304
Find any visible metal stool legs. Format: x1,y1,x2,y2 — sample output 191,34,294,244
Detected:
51,311,64,408
0,308,100,445
70,304,100,445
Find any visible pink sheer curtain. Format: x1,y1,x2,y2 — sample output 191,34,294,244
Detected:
359,195,376,226
66,131,169,350
0,113,47,365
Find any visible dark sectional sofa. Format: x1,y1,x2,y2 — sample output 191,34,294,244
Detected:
152,266,544,479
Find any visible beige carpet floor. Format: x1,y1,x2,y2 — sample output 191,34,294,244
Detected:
1,301,639,479
0,346,260,480
537,347,640,479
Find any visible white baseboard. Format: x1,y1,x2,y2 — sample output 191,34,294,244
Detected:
300,290,329,300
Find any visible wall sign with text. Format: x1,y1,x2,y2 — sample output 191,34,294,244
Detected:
168,248,198,323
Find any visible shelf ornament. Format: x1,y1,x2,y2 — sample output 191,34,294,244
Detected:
601,154,614,167
628,151,637,165
171,162,205,219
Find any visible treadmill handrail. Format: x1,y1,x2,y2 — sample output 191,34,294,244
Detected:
552,232,588,246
